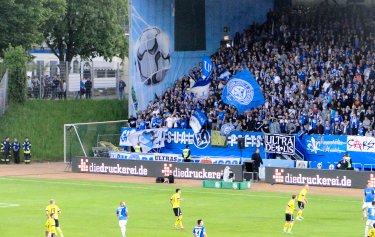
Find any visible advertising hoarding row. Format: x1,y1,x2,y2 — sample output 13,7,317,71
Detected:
72,157,244,181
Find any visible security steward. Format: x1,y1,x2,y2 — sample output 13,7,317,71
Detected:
344,152,353,170
182,145,191,162
23,137,31,164
3,137,11,164
12,138,21,164
134,142,142,153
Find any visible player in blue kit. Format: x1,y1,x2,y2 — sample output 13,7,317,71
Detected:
365,202,375,237
193,219,207,237
116,201,128,237
363,182,375,219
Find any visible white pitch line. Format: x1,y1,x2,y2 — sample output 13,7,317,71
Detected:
0,203,20,208
0,177,361,203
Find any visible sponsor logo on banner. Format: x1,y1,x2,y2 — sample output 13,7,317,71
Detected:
347,136,375,152
161,163,224,179
265,134,295,155
267,167,353,187
273,168,284,183
78,159,148,175
78,159,89,172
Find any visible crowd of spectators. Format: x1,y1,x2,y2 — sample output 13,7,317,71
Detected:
131,3,375,137
27,75,67,100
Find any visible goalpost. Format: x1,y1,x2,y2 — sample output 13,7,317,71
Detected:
63,120,129,163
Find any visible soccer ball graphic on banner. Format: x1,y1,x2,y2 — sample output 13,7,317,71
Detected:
135,27,171,85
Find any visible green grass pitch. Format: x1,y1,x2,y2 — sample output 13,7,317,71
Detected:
0,177,364,237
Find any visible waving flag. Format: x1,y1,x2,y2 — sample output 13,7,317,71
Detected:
189,110,208,134
202,56,213,80
190,79,210,99
222,69,265,113
220,123,235,136
219,68,231,80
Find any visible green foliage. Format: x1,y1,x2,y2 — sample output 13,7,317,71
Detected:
0,177,363,237
0,99,127,160
3,46,28,104
0,0,45,57
43,0,128,62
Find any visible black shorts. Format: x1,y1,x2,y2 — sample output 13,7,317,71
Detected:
173,208,182,216
54,219,60,227
51,234,56,237
298,201,305,210
285,213,294,222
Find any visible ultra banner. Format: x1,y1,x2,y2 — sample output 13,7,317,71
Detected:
265,167,375,189
72,157,244,181
265,134,295,155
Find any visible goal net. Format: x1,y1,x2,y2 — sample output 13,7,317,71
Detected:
64,120,128,163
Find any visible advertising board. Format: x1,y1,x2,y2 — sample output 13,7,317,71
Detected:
72,157,244,181
265,167,375,189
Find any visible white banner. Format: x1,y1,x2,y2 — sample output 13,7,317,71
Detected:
128,128,168,153
265,134,295,155
347,136,375,152
109,152,241,164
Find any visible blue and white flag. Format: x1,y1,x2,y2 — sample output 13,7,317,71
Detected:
190,79,210,99
222,69,265,114
202,56,213,80
220,123,235,136
189,110,208,134
219,68,231,80
128,128,168,153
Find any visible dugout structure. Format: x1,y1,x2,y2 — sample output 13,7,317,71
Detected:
63,120,128,163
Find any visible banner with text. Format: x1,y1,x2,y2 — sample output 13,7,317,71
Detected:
109,151,241,164
72,157,243,181
265,134,295,155
265,167,375,189
303,135,347,155
347,136,375,153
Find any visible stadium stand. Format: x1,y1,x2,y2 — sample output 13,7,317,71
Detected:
133,3,374,138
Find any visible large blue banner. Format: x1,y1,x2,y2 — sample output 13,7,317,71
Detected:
303,135,347,155
121,128,264,159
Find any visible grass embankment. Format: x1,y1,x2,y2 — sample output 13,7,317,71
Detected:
0,99,127,161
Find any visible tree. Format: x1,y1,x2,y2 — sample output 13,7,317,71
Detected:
43,0,128,63
3,46,28,104
0,0,45,57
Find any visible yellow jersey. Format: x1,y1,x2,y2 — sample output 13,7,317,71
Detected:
46,204,61,219
298,188,307,202
170,193,181,208
45,217,56,233
369,228,375,237
285,199,295,214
